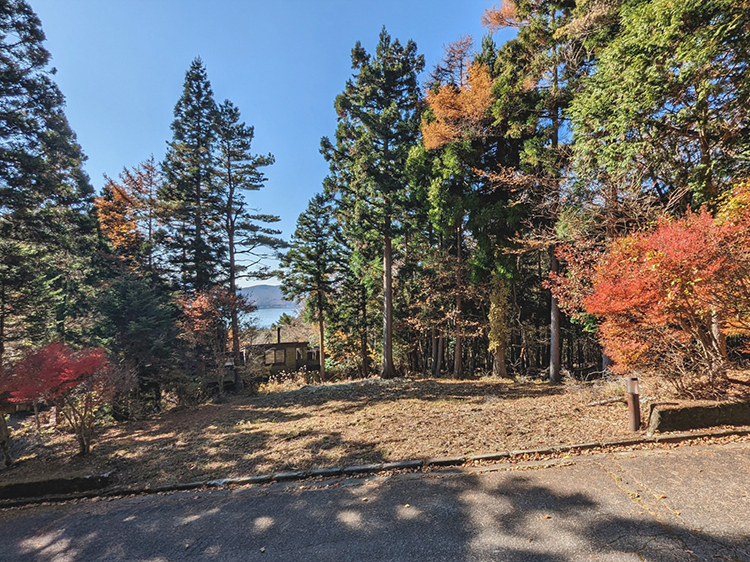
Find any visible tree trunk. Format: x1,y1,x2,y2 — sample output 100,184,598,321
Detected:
454,296,463,379
435,334,444,376
711,311,727,361
0,413,12,467
493,345,507,378
229,293,242,392
33,401,40,431
453,221,463,379
431,327,438,375
317,290,326,382
548,37,562,384
228,220,242,391
225,154,243,391
0,279,5,369
360,284,370,377
549,245,562,383
77,425,92,456
489,275,508,378
382,229,396,378
77,429,91,456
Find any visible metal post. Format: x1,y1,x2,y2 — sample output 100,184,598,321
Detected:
626,377,641,431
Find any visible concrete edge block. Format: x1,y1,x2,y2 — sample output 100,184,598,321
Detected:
342,464,383,475
272,470,308,481
308,467,344,478
425,456,466,467
381,460,422,470
466,452,510,462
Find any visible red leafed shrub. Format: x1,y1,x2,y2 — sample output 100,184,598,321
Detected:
8,342,110,455
585,186,750,395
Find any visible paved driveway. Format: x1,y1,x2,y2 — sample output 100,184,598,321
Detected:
1,440,748,561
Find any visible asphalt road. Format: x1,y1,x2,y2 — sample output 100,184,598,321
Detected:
1,440,748,561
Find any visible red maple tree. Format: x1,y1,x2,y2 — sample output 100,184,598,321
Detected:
8,342,109,455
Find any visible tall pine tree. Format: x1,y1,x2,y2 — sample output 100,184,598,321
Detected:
321,28,424,378
0,0,94,463
485,0,588,382
0,0,94,367
281,193,344,382
160,58,223,293
215,99,282,382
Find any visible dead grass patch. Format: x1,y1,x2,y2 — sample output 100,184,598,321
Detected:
1,373,748,489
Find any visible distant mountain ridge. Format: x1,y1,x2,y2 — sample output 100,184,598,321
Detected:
239,284,293,309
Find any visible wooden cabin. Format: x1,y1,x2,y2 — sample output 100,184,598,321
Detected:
246,327,320,375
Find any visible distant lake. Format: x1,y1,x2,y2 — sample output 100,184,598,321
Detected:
249,306,298,328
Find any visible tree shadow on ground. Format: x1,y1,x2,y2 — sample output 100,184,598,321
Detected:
83,378,567,483
85,425,391,488
2,459,748,562
0,403,312,486
249,378,566,415
0,378,598,490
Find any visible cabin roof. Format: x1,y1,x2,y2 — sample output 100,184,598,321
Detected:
246,341,312,350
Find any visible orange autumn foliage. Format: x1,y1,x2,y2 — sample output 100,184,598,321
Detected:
585,182,750,391
95,157,160,265
423,61,494,150
481,1,519,31
178,288,253,353
95,178,143,257
714,180,750,338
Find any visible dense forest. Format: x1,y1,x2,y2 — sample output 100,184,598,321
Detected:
282,0,750,390
1,0,750,461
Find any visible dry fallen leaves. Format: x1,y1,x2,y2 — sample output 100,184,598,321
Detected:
2,374,748,490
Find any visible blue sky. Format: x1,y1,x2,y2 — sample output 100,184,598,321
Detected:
31,1,513,283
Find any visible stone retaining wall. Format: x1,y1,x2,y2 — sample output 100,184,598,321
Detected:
648,401,750,434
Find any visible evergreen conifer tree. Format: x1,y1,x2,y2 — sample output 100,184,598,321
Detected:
485,0,588,382
160,58,223,292
321,28,424,378
0,0,95,462
215,99,283,382
281,193,344,381
0,0,94,368
569,0,750,209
